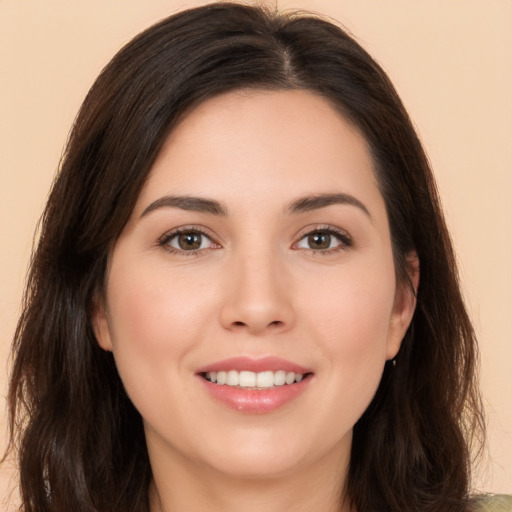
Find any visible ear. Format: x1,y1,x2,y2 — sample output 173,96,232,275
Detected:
91,293,113,352
386,251,420,360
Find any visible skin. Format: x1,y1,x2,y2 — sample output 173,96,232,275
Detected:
93,89,418,512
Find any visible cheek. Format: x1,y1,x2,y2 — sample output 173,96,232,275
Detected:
302,261,396,409
306,261,396,349
103,260,216,408
107,258,214,352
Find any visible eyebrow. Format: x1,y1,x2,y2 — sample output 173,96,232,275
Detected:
288,193,371,218
140,195,228,217
140,192,370,219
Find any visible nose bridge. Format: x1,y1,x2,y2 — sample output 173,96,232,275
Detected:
220,241,293,334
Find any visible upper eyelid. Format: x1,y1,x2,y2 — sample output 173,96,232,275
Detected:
157,226,223,253
293,225,353,250
294,224,352,240
158,225,218,242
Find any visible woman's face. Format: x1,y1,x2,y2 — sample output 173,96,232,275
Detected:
94,90,416,483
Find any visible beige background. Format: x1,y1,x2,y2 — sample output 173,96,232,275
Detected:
1,0,511,506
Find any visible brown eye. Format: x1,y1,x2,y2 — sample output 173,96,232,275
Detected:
163,230,215,252
177,232,202,250
295,228,351,252
307,232,331,250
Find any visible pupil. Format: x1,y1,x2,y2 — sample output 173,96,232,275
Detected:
309,232,330,249
179,233,201,250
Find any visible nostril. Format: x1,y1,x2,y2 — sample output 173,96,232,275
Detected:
230,319,283,330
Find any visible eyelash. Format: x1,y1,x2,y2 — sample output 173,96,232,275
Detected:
157,225,352,256
157,226,219,256
293,226,352,254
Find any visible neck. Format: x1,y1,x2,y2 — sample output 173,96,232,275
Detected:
148,447,354,512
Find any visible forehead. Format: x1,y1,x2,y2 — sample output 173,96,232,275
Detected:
133,89,385,220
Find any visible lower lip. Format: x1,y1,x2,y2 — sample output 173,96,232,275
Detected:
198,376,312,413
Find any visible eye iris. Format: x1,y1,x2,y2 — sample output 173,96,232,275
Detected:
308,232,330,249
178,232,201,250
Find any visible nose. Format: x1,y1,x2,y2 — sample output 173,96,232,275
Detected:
219,250,295,335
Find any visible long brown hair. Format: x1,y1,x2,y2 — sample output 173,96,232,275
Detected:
5,3,484,511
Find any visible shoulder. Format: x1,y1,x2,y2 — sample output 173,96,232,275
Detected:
475,495,512,512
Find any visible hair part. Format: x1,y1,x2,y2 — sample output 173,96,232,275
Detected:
5,3,484,511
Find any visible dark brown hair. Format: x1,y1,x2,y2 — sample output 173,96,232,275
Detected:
5,3,484,511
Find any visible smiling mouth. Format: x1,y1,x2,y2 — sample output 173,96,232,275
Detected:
202,370,311,389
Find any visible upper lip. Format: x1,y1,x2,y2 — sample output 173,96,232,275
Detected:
196,356,312,374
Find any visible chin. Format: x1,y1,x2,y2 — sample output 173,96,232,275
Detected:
206,450,306,481
198,425,350,482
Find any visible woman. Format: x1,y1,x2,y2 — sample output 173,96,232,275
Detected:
3,2,509,511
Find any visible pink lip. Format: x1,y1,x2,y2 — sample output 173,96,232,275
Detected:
199,377,311,413
196,356,313,414
196,356,311,374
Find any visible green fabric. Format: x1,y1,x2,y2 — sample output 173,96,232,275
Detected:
477,495,512,511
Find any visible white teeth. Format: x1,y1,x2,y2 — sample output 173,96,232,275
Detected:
227,370,239,386
285,372,295,385
239,370,256,387
273,370,286,386
256,371,274,388
204,370,306,388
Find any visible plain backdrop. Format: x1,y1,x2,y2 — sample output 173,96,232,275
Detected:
1,0,511,507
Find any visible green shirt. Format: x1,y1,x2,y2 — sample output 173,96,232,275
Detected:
477,495,512,511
